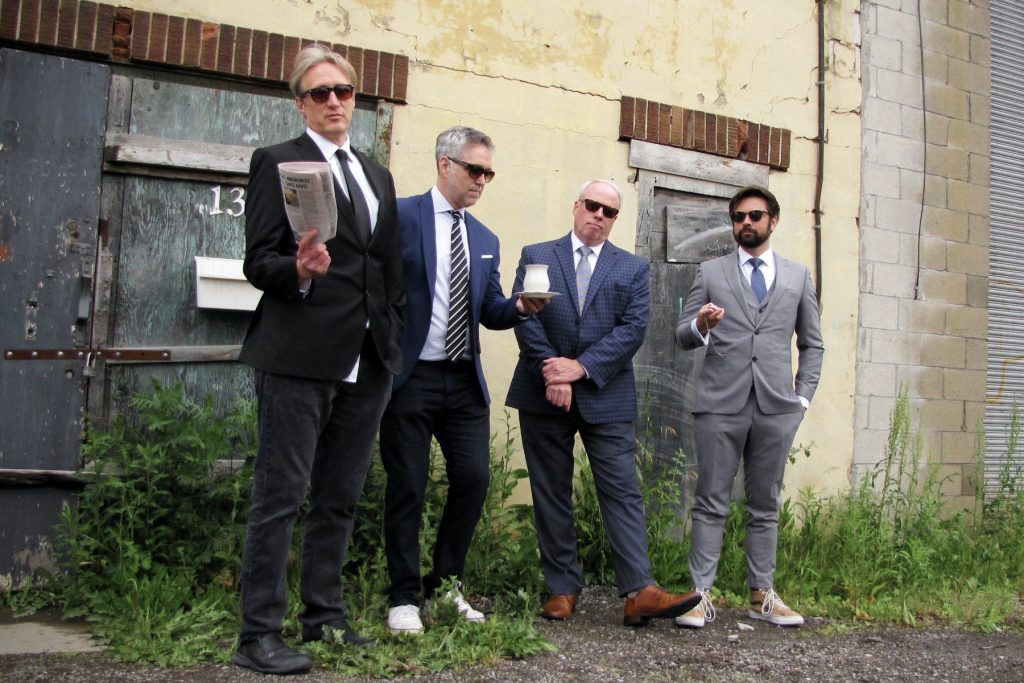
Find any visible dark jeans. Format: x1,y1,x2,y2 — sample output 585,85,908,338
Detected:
379,359,490,606
239,341,391,639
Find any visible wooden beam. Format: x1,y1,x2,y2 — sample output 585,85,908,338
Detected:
104,133,254,174
0,469,87,487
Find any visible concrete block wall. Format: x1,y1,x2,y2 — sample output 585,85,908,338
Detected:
858,0,990,510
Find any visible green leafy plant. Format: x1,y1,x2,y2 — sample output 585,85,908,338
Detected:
56,380,256,663
52,381,552,673
22,378,1024,675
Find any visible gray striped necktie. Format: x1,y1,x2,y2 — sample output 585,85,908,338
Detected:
576,245,593,313
445,210,469,361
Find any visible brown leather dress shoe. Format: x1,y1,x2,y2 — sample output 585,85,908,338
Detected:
540,594,579,620
623,585,701,627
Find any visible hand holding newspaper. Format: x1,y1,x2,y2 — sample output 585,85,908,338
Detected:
277,162,338,245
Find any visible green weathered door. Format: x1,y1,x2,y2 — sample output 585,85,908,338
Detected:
96,74,389,415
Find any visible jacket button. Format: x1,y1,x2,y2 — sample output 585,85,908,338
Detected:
754,329,760,335
752,356,758,362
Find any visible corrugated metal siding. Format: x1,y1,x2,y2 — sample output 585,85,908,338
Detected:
985,1,1024,496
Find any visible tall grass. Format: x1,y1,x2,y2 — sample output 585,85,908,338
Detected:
769,388,1024,628
9,381,1024,675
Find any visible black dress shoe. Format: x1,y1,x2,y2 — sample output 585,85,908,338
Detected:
232,632,313,675
301,618,375,648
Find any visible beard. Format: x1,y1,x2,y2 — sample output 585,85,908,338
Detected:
734,227,770,249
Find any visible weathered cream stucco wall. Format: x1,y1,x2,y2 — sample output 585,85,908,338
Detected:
118,0,864,501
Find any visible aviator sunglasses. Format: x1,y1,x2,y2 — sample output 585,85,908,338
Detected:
301,84,356,104
730,210,772,223
581,198,620,219
447,157,496,182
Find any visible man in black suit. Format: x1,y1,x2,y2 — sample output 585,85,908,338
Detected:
233,44,404,675
379,126,546,635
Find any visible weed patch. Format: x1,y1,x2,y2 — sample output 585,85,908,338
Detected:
11,381,1024,676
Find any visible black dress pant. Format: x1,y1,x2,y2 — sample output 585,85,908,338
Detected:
379,359,490,606
239,337,391,639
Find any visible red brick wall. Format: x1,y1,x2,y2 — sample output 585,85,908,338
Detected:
0,0,409,102
621,96,791,170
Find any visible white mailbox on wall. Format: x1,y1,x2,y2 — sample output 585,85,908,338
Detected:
194,256,262,311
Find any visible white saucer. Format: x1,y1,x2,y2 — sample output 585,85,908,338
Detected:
520,291,561,299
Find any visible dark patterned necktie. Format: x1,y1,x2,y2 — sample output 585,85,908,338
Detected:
445,210,469,361
749,257,767,303
576,245,593,313
336,149,371,241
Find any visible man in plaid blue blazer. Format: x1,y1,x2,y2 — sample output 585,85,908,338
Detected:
506,179,699,627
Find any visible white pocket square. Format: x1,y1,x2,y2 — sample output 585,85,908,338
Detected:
481,254,494,259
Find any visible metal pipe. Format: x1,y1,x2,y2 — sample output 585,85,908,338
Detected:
813,0,826,304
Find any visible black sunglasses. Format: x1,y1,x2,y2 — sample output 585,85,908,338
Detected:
730,210,772,223
582,198,620,219
301,84,355,104
447,157,496,182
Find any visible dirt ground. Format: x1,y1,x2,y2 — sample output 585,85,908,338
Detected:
2,586,1022,682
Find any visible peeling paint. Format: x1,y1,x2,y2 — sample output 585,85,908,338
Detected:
311,1,351,34
12,536,58,577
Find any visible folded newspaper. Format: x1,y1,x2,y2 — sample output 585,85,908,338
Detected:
277,162,338,244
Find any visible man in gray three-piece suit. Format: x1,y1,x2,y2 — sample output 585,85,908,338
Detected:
507,179,700,627
674,185,824,629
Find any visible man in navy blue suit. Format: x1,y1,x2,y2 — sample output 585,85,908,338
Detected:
506,179,700,627
379,126,546,634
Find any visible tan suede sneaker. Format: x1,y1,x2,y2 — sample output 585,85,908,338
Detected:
748,588,804,627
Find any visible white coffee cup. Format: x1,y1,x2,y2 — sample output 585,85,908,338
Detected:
522,264,550,293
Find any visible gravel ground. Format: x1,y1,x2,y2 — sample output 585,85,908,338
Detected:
3,586,1023,682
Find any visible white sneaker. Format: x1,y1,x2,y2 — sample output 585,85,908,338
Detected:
437,582,485,623
675,588,715,628
748,588,804,627
387,604,424,635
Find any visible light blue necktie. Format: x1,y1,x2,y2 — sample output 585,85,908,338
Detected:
576,246,593,313
749,257,767,303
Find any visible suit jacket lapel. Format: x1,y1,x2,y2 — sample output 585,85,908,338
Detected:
420,192,439,298
554,235,578,311
760,254,792,319
721,253,758,326
351,148,382,202
584,241,617,314
464,212,487,320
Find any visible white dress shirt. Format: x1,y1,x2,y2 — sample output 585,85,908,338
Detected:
305,128,379,382
419,187,472,361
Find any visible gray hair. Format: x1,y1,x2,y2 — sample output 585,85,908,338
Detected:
289,44,358,98
578,179,623,205
435,126,494,163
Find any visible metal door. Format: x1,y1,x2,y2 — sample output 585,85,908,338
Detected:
0,48,109,588
0,48,392,588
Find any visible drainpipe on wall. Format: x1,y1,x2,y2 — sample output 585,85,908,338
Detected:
813,0,826,303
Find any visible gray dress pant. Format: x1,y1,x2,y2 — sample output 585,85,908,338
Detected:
689,389,803,590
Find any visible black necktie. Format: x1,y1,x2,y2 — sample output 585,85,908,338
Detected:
749,257,767,303
445,210,470,362
336,149,371,242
